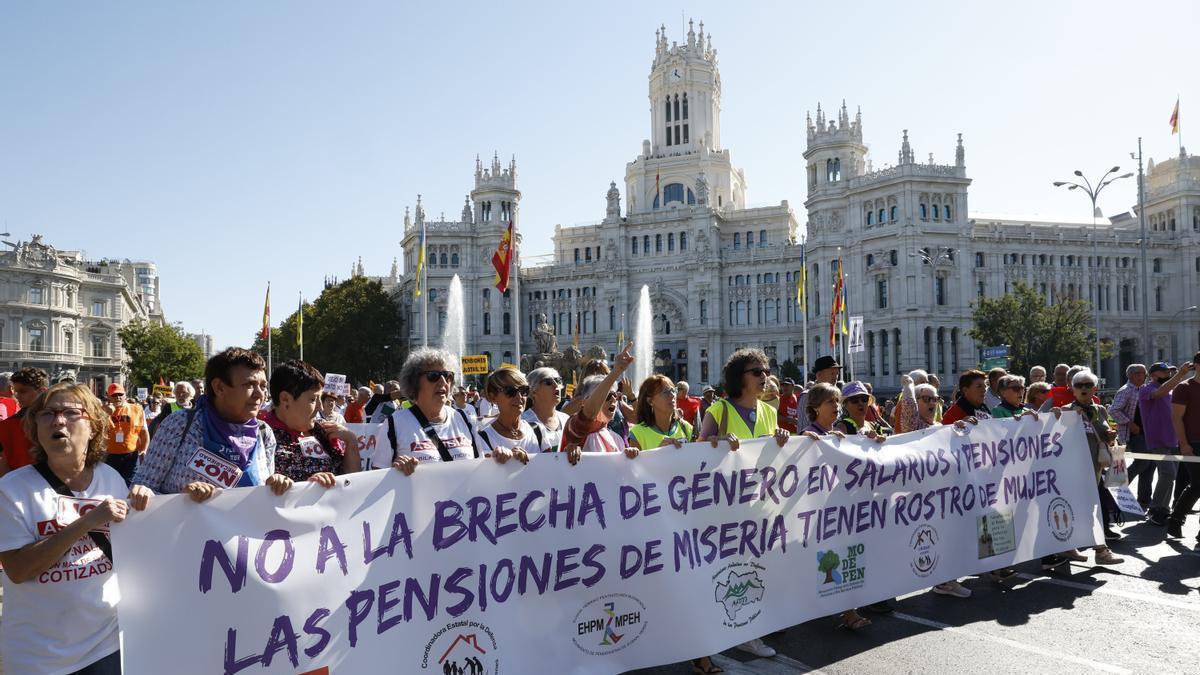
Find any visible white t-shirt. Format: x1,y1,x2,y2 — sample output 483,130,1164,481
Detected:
476,418,548,456
521,408,571,452
390,407,477,463
582,427,625,454
0,464,125,675
475,398,498,419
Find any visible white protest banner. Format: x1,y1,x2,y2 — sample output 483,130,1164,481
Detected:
136,387,149,401
323,373,347,395
848,315,865,353
113,415,1102,675
344,422,391,471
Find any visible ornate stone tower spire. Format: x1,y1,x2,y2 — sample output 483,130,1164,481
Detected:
390,257,398,279
899,129,914,165
415,194,425,224
462,195,473,222
955,133,965,167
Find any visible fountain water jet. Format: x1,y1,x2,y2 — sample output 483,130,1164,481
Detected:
632,285,654,390
443,274,465,382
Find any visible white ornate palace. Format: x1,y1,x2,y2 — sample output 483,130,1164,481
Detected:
363,21,1199,390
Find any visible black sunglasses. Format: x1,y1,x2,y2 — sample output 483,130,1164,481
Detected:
423,370,455,383
745,367,772,377
502,385,531,398
541,377,563,386
1073,383,1094,390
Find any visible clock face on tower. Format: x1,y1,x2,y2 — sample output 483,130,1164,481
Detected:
669,68,682,82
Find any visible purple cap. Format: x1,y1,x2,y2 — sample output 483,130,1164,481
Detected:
841,381,870,399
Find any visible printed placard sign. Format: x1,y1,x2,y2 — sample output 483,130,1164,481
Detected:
186,448,243,488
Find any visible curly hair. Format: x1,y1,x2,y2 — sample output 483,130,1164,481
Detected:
24,383,109,467
721,348,769,399
398,347,459,400
11,367,48,390
635,374,675,426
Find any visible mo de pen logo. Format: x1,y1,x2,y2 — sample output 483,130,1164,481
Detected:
572,593,647,656
816,543,866,597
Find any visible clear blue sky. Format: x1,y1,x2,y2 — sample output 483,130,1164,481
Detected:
3,1,1197,351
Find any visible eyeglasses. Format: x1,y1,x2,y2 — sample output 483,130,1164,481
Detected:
744,367,772,378
1073,383,1095,390
423,370,455,383
659,387,678,398
36,407,89,424
1007,385,1026,391
501,385,531,398
541,377,563,387
846,396,870,405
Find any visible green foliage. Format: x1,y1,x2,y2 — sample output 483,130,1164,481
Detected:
117,320,206,386
779,359,804,384
251,277,404,384
968,282,1112,377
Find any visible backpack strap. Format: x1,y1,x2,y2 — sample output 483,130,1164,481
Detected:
406,405,455,463
174,406,200,452
530,423,546,452
33,461,112,562
454,408,480,458
717,399,730,439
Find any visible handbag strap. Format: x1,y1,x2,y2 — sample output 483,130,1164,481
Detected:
33,461,113,562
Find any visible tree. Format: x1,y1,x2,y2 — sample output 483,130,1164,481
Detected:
118,320,206,387
251,277,404,384
968,282,1112,377
779,359,804,384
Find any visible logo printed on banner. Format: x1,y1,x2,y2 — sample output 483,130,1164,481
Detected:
712,561,767,628
909,525,939,577
816,543,867,597
1047,497,1075,541
187,448,243,488
571,593,648,656
421,621,499,674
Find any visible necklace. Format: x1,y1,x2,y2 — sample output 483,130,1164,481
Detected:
493,418,523,439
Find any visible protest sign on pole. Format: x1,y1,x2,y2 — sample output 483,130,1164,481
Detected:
847,315,864,354
462,355,490,376
114,415,1102,675
322,373,347,395
136,388,149,401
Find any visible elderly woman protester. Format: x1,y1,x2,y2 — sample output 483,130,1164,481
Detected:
990,375,1034,419
630,375,694,451
560,343,641,462
695,348,789,659
835,381,888,440
263,360,361,485
475,368,550,456
522,367,570,451
1053,369,1124,566
0,383,148,674
1026,382,1052,412
389,347,521,471
129,348,295,509
318,390,346,426
697,348,790,455
942,370,992,424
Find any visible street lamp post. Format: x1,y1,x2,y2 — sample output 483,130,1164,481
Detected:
1171,306,1198,362
1053,167,1133,382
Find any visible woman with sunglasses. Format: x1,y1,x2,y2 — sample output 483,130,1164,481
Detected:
990,375,1033,419
522,368,569,451
476,368,548,456
697,348,790,453
561,342,640,462
835,381,887,441
0,383,148,674
630,374,694,450
389,348,524,470
1054,369,1124,566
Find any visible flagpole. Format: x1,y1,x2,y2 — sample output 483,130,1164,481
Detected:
1179,95,1184,155
513,217,522,366
298,292,304,362
422,220,429,347
266,281,272,379
799,240,809,383
843,271,852,381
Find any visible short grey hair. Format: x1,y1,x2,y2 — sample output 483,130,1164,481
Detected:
914,383,938,399
1066,365,1087,385
575,374,610,402
908,369,929,385
174,381,195,398
1029,365,1047,376
398,347,459,400
527,367,562,392
677,380,690,393
1125,363,1147,378
997,374,1026,390
1072,369,1099,387
0,372,12,389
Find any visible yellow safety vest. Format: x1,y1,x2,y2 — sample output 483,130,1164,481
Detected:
709,399,777,439
630,419,693,449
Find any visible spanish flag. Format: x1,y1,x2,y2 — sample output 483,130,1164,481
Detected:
1170,97,1180,135
492,220,515,292
829,258,844,348
413,221,426,298
260,283,270,340
797,244,807,313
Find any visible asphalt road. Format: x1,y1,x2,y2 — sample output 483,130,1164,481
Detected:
629,514,1200,675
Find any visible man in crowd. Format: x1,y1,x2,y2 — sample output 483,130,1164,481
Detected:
1166,355,1200,538
943,370,992,424
1029,365,1047,384
0,367,48,475
796,356,842,430
675,381,701,426
344,386,370,423
0,372,18,421
698,385,716,423
1112,364,1149,504
778,378,799,433
1133,362,1191,525
103,383,148,485
984,367,1006,411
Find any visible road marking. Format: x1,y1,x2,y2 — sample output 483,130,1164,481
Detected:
892,611,1132,674
1015,572,1200,612
712,653,825,674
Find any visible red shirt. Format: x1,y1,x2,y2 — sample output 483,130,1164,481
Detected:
676,396,701,425
0,396,17,422
0,411,32,470
343,401,365,424
778,393,799,433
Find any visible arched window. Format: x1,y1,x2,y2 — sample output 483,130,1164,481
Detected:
439,252,448,266
632,237,639,255
682,93,689,119
878,209,885,224
655,234,663,253
643,235,650,253
668,233,675,251
943,205,952,220
866,210,873,226
1153,258,1162,273
734,233,741,249
673,95,680,121
574,248,580,263
833,158,841,181
655,183,688,208
759,229,767,246
735,301,745,326
889,206,898,221
680,231,688,250
746,231,754,247
826,159,834,182
700,299,707,324
665,97,671,122
451,253,459,266
919,204,928,220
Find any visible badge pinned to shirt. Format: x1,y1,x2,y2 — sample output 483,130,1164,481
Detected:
297,436,328,460
188,447,244,488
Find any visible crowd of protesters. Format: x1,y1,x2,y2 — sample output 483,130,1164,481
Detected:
1,343,1198,674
